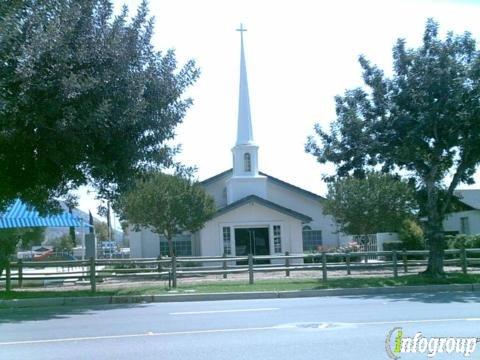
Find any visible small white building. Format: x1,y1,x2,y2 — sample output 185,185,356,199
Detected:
130,27,342,258
443,189,480,235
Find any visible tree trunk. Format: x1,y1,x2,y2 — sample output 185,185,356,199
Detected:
423,224,446,278
422,181,446,278
167,237,174,258
0,239,16,280
68,207,76,247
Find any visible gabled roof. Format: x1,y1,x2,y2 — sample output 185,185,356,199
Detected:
454,189,480,210
258,171,325,202
212,194,312,223
200,169,325,202
200,169,233,186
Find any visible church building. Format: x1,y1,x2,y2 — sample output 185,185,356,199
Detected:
129,26,342,259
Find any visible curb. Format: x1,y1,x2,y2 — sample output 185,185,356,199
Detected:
0,283,478,309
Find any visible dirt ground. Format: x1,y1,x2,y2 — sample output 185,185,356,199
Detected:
4,265,478,293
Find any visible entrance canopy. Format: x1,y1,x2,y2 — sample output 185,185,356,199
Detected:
0,199,87,229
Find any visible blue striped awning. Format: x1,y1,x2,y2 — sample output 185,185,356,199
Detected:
0,199,85,229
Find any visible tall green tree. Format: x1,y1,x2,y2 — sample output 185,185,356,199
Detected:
0,0,199,212
324,172,417,236
118,173,216,257
0,0,198,273
306,19,480,278
94,221,109,242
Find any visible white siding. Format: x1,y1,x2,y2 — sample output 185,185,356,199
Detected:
199,202,303,257
201,171,343,248
265,180,341,247
202,175,229,208
444,210,480,235
129,227,142,258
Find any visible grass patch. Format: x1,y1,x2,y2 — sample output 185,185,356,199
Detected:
1,273,479,300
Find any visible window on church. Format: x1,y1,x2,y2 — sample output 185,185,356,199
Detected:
223,226,232,255
302,229,322,252
159,234,192,256
460,217,470,235
273,225,282,253
244,153,251,172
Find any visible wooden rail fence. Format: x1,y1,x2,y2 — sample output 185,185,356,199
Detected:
1,248,479,292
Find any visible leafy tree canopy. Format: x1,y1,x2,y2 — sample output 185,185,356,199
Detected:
94,221,109,242
307,19,480,277
324,172,417,235
0,0,199,213
117,172,216,257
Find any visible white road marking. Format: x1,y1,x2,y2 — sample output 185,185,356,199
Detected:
0,326,277,346
351,317,480,326
170,307,279,315
2,317,479,346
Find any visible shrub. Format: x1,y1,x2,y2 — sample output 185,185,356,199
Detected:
382,241,404,252
303,242,362,263
399,219,425,250
47,234,75,252
447,234,480,258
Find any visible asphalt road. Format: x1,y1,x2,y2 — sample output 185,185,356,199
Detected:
1,291,480,360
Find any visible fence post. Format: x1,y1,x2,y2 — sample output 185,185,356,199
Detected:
18,259,23,288
223,253,227,279
402,249,408,273
364,253,368,264
321,251,327,282
285,251,290,277
89,257,96,293
248,253,254,285
392,250,398,279
461,247,468,275
346,251,351,275
5,259,11,292
172,255,177,288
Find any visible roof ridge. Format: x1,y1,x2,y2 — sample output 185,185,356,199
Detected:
213,194,312,223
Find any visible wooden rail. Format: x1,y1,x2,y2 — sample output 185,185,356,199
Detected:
1,248,479,292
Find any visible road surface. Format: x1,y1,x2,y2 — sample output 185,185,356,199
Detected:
1,291,480,359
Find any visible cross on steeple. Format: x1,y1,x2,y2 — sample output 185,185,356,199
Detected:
236,23,247,33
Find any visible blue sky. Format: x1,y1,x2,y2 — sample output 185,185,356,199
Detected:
77,0,480,220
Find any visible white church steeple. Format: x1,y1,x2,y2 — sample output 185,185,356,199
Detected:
236,24,254,146
232,24,260,177
226,24,267,204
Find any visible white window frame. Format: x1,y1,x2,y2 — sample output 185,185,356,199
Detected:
272,224,282,254
222,226,232,255
460,217,470,235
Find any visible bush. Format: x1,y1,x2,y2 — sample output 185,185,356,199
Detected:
303,242,362,263
399,219,425,250
382,241,404,252
446,234,480,258
46,234,75,252
382,241,405,261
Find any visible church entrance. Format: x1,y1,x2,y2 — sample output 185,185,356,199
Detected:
235,227,270,264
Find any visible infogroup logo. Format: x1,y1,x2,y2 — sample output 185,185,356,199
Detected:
385,327,478,359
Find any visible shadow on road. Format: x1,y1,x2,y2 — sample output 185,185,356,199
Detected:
0,302,149,325
342,291,480,304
